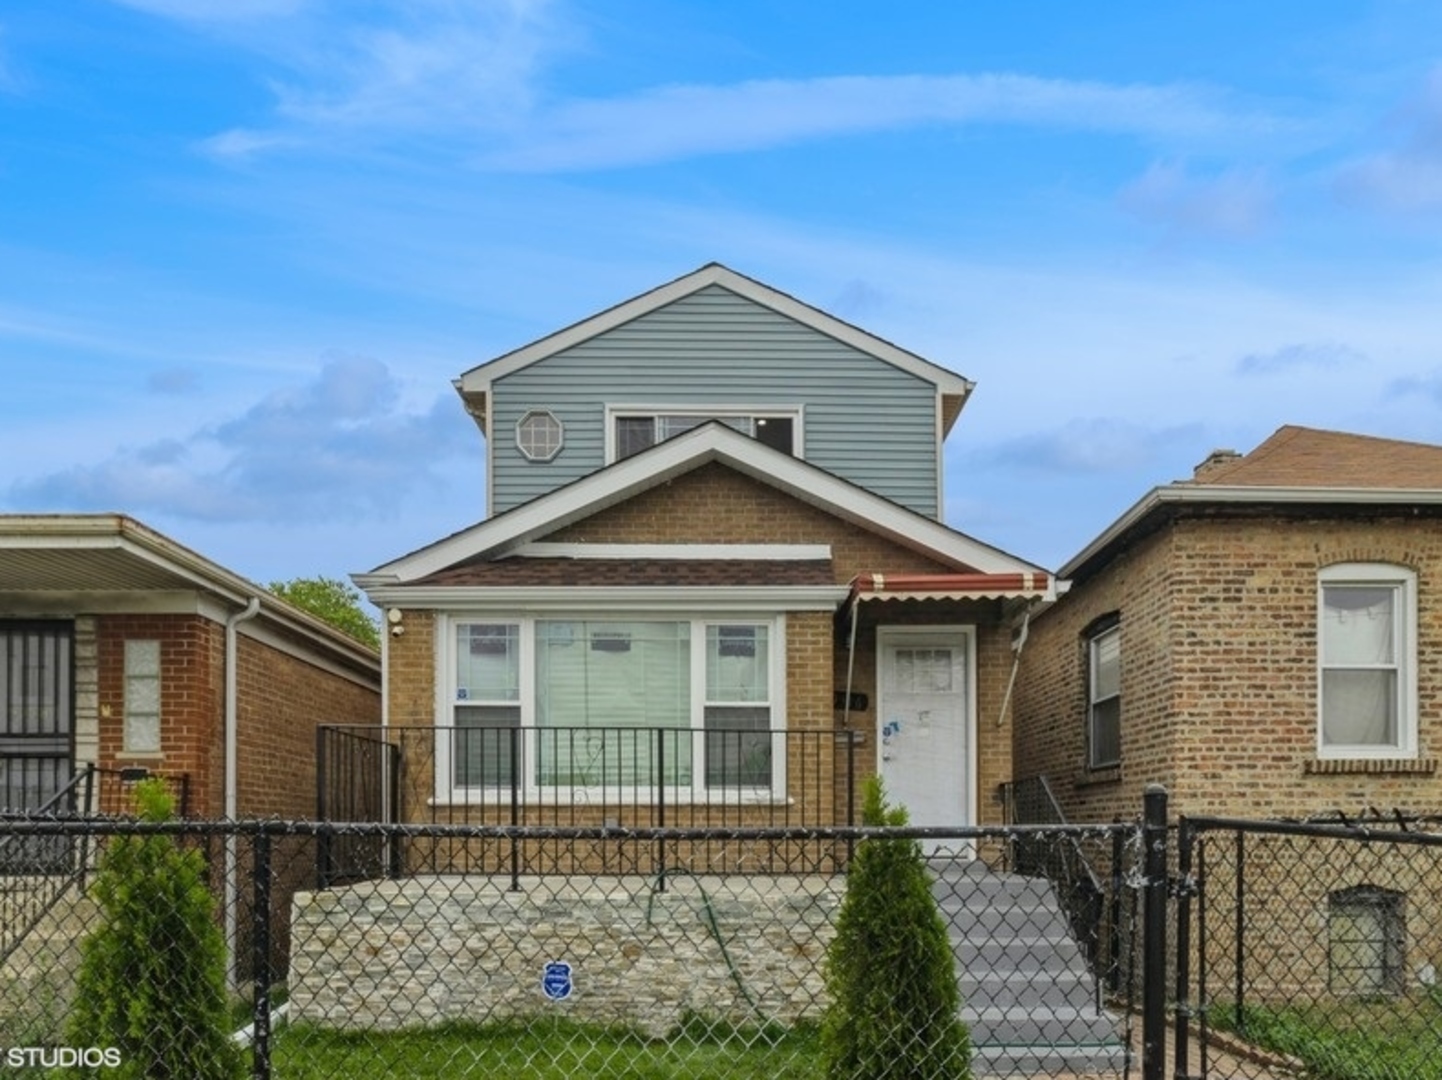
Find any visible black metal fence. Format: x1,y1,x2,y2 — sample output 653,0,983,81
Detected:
1174,812,1442,1079
0,815,1149,1080
15,790,1440,1078
316,724,859,884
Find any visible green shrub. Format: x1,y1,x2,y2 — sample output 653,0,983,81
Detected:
67,780,243,1080
821,777,971,1079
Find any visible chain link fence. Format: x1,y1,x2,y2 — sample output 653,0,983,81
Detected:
1,816,1146,1079
1176,813,1442,1079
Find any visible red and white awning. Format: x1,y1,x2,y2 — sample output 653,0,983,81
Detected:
848,571,1054,604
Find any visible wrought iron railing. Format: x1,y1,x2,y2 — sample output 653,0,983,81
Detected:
316,725,857,884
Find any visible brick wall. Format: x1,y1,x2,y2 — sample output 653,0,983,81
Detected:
234,631,381,819
387,462,1018,826
96,613,380,820
96,614,225,817
1014,512,1442,823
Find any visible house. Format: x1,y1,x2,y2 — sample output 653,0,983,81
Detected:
1012,424,1442,824
351,263,1056,838
0,513,382,825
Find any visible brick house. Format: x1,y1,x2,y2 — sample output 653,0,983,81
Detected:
0,513,381,824
1012,424,1442,824
352,263,1055,837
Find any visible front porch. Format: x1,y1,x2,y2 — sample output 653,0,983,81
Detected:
315,724,863,882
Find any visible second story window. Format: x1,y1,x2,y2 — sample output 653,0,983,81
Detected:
1086,620,1121,770
611,410,797,461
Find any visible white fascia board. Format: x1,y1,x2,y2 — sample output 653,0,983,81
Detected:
0,514,378,670
362,424,1047,584
365,585,850,612
1060,484,1442,579
514,543,832,560
455,264,973,398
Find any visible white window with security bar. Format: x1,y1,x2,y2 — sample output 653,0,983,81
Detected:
1318,563,1417,759
440,616,783,800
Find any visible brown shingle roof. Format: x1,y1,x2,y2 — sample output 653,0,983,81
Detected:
416,558,836,588
1194,425,1442,489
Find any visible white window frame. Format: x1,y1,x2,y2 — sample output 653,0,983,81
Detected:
435,613,787,804
122,639,162,755
515,409,564,462
603,404,804,464
1087,623,1121,770
1317,563,1417,760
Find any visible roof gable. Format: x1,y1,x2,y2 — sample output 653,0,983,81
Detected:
357,422,1045,593
454,263,974,434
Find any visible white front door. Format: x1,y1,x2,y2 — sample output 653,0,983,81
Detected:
877,627,975,848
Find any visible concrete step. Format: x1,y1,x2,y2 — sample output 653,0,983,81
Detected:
930,861,1127,1076
964,1004,1121,1046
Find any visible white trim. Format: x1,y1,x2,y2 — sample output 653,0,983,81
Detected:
513,543,832,561
515,409,564,462
1086,624,1122,769
1316,563,1418,760
876,625,978,830
603,403,805,464
366,585,849,611
357,424,1044,587
455,264,974,400
1062,485,1442,579
434,612,787,802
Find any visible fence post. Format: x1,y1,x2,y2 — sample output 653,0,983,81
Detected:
315,728,330,889
1142,784,1168,1080
655,729,667,890
509,726,521,892
251,829,273,1080
1174,817,1194,1079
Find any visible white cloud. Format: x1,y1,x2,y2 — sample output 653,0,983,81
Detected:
480,74,1279,173
196,0,566,158
1236,342,1364,376
1119,161,1273,237
1336,66,1442,212
7,356,475,523
966,418,1205,475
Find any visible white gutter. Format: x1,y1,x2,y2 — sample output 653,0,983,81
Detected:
361,584,850,612
224,595,262,990
1060,484,1442,580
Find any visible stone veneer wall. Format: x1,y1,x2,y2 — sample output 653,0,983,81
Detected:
289,875,840,1036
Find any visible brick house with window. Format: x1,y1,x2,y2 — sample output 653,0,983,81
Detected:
1,513,381,824
1011,424,1442,823
353,263,1055,837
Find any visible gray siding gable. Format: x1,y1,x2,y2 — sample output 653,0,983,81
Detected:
489,284,943,517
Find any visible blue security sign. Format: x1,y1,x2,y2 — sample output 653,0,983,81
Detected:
541,960,573,1001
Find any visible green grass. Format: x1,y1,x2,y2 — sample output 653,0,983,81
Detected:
266,1017,824,1079
1209,999,1442,1080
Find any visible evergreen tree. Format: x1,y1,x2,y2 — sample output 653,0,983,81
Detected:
822,776,972,1079
68,780,243,1080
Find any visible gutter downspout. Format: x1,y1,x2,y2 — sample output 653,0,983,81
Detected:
225,595,262,990
997,606,1032,728
841,590,861,729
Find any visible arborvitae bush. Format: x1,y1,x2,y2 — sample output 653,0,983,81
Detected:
68,780,242,1080
822,777,972,1079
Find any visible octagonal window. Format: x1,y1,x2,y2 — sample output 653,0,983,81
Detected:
516,410,564,462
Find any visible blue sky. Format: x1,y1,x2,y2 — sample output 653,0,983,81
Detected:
4,1,1442,590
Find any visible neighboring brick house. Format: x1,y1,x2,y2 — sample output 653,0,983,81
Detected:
1012,424,1442,824
354,263,1055,836
0,513,381,824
